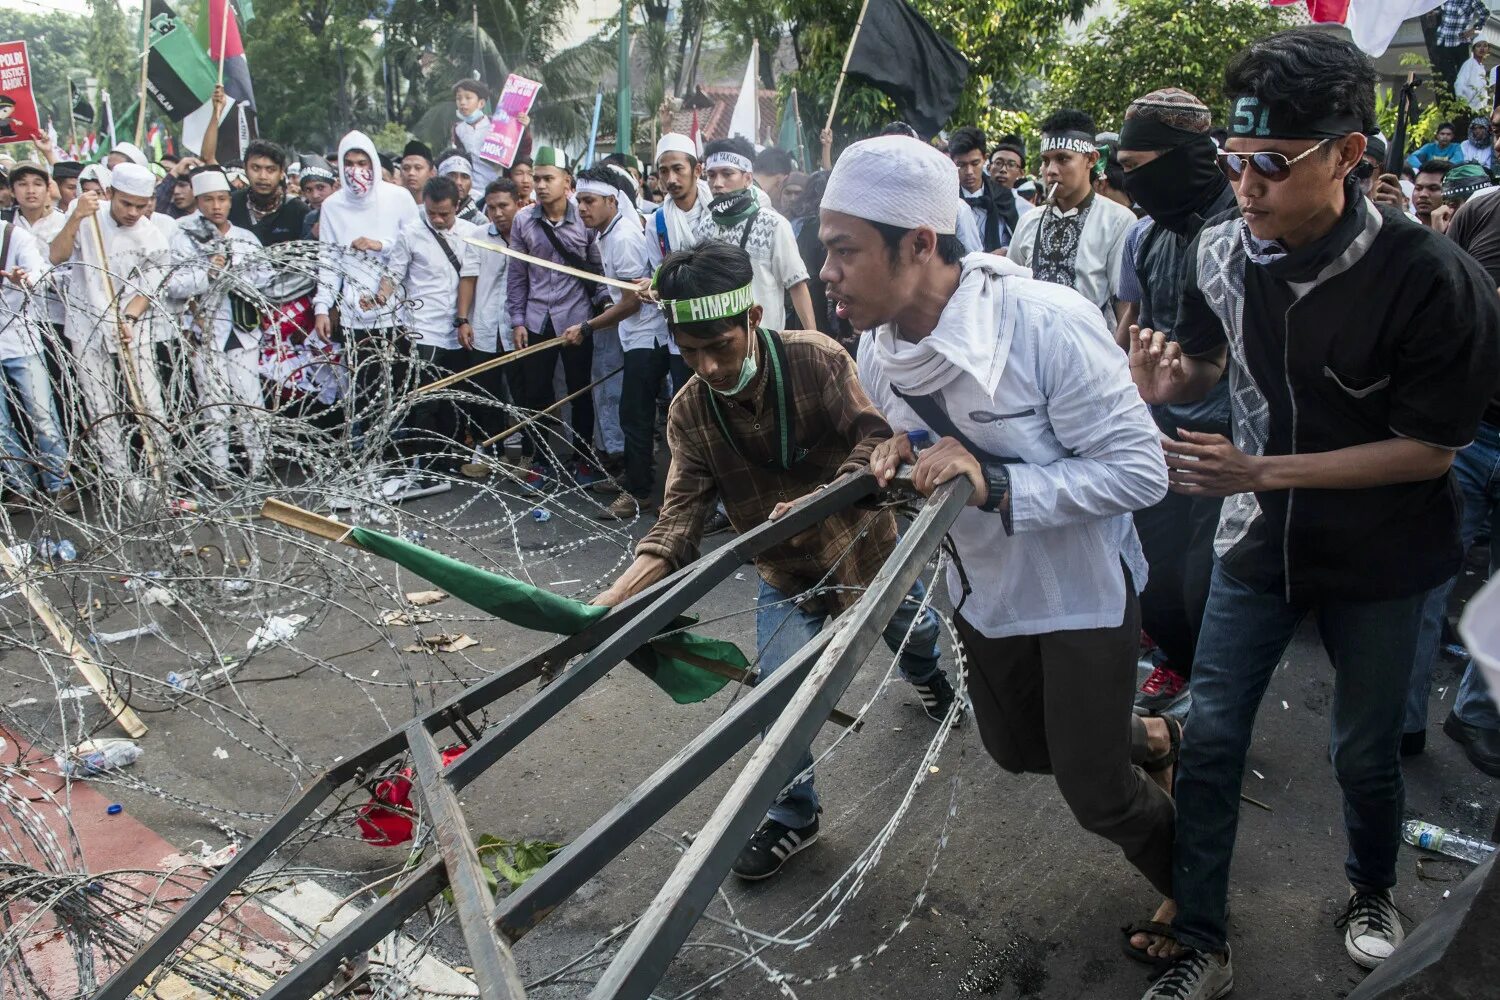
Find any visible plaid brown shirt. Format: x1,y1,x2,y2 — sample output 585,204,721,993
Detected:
638,329,898,609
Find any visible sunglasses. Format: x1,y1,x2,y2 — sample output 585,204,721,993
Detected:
1217,138,1333,182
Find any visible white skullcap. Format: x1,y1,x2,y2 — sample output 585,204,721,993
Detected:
655,132,699,165
109,163,156,197
190,168,231,197
110,141,149,168
438,155,472,177
81,163,109,188
822,135,958,235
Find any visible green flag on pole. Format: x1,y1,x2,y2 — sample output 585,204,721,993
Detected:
778,88,810,170
349,527,737,704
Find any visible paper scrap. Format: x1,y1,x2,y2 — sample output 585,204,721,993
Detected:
381,609,434,626
405,590,447,606
213,746,229,760
403,633,480,654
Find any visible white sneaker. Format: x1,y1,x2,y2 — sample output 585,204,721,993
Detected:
1141,950,1233,1000
1338,886,1403,968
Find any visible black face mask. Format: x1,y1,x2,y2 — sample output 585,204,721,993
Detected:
1120,137,1225,235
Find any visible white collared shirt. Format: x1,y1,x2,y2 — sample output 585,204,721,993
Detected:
165,219,270,352
385,216,480,347
857,266,1166,639
599,210,668,352
0,222,47,359
472,223,510,352
15,208,66,326
1008,194,1134,312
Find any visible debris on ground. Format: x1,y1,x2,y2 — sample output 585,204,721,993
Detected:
380,609,434,626
405,590,447,606
247,614,310,652
402,633,478,654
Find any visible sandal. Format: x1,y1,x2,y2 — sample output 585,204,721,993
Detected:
1121,920,1179,969
1141,714,1183,794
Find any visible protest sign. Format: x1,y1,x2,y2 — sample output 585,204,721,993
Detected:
0,42,40,144
478,74,541,168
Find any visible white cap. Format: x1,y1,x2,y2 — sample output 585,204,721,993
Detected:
110,141,149,169
822,135,958,236
655,132,699,165
109,163,156,198
81,163,110,188
438,155,472,177
190,168,231,197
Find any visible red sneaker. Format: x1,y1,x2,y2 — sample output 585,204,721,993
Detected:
1137,664,1188,713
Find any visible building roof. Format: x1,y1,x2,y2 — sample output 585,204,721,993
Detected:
666,85,781,145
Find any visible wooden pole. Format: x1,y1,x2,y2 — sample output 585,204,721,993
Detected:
135,0,151,147
217,0,233,87
463,236,640,291
413,337,564,398
480,367,622,449
0,542,148,738
824,0,872,134
89,214,164,484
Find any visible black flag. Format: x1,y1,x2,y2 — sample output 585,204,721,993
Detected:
69,79,93,126
845,0,969,138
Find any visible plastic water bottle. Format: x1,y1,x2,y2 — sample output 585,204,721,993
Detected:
55,539,77,562
56,738,143,778
1403,819,1497,864
532,508,551,523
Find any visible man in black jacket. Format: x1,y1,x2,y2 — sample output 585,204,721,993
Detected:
227,139,307,247
948,126,1022,252
1131,29,1500,1000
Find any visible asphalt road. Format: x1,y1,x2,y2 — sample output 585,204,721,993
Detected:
22,482,1496,1000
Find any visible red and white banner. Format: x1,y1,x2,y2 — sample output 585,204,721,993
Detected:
0,41,41,145
479,74,541,168
1269,0,1444,57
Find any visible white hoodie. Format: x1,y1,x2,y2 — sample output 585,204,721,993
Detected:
314,130,420,329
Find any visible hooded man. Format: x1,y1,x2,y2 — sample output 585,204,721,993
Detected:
824,136,1175,940
1460,115,1494,167
948,125,1027,252
1113,88,1237,724
48,163,174,489
693,137,815,332
167,165,273,479
313,130,421,418
652,132,710,258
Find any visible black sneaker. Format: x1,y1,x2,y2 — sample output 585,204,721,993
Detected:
703,508,732,535
731,816,819,881
912,670,960,723
1140,949,1233,1000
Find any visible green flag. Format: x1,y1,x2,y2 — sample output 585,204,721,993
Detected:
349,527,737,704
778,89,809,171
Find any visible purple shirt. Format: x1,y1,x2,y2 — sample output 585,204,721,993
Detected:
505,199,606,334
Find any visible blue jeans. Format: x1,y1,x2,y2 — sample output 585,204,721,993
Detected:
1172,563,1424,954
755,577,942,828
1405,422,1500,733
0,353,70,494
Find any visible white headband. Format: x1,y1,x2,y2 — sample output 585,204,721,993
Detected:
438,155,472,177
705,151,753,173
1041,134,1097,154
190,170,231,196
576,178,618,200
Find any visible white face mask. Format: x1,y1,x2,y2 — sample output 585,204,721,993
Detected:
708,330,758,396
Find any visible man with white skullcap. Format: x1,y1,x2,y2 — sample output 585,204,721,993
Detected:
106,141,150,171
48,162,174,491
437,151,484,223
692,136,815,332
593,238,957,881
651,131,709,258
828,135,1177,924
166,165,273,479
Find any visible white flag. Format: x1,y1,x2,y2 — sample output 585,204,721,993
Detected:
1347,0,1444,58
728,39,759,144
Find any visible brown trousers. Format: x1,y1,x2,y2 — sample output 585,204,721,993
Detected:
956,583,1176,898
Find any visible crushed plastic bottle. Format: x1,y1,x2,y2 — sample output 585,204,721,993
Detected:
1403,819,1497,864
35,536,78,563
166,670,198,692
57,738,142,778
531,508,551,523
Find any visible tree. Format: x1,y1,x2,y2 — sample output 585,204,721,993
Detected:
709,0,783,93
0,9,93,131
1043,0,1292,130
782,0,1089,144
85,0,139,117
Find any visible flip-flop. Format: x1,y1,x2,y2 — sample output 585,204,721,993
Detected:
1120,920,1178,970
1141,714,1183,794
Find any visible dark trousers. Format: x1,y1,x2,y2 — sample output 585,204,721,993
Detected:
517,319,594,464
1171,563,1424,954
956,577,1175,898
1435,43,1470,91
670,355,692,397
462,347,515,444
620,345,672,498
1134,490,1223,677
400,343,467,469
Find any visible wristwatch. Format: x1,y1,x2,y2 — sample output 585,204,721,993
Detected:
579,320,594,338
454,315,471,327
978,462,1014,535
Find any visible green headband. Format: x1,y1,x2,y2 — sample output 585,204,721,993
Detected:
658,282,755,325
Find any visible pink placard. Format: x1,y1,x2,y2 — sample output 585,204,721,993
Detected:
478,74,541,168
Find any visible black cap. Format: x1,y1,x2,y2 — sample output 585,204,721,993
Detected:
402,139,434,165
8,163,48,187
51,160,84,181
378,151,398,175
299,154,336,184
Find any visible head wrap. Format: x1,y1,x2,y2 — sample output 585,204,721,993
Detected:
300,156,336,185
1119,87,1213,151
109,141,149,168
1040,132,1096,154
438,155,472,177
1225,94,1363,141
655,132,699,164
1444,163,1494,202
576,178,618,200
402,139,434,165
534,146,569,170
80,163,109,188
109,163,155,197
1470,115,1491,138
823,134,958,235
704,150,753,173
190,166,232,197
52,160,84,181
